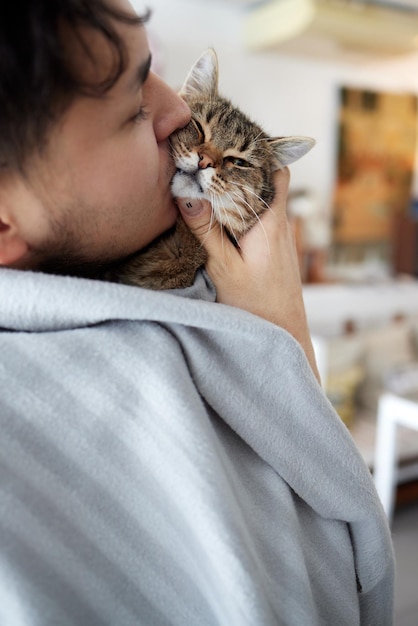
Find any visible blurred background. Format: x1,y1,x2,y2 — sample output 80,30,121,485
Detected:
132,2,418,622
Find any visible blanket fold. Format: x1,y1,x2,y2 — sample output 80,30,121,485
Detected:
0,268,394,625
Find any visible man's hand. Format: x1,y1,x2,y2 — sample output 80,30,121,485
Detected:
176,168,321,383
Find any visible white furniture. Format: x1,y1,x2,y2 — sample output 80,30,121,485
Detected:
305,280,418,515
304,280,418,338
374,392,418,524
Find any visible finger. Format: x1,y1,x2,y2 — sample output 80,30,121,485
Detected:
270,167,291,216
176,197,237,260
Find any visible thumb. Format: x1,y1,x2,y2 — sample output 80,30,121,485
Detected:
176,197,222,248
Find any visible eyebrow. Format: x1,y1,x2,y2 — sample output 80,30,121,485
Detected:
129,53,152,92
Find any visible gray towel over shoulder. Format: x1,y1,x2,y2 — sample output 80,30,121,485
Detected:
0,268,394,626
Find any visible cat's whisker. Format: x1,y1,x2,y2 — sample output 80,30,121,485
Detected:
198,196,217,249
213,194,231,245
252,131,265,143
229,181,272,213
212,194,228,255
228,189,261,227
230,189,266,228
224,191,247,242
229,190,271,256
223,192,240,245
231,182,278,218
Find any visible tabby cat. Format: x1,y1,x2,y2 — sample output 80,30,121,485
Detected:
106,49,315,290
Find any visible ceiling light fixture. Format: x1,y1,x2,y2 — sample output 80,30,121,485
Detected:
244,0,418,55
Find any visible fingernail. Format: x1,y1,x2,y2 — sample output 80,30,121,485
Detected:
176,198,204,217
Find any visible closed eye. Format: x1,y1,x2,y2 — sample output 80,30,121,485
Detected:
223,156,251,168
131,105,149,124
191,118,205,140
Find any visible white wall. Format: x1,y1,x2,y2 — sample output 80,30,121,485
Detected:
132,0,418,214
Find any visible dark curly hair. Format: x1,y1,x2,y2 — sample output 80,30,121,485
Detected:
0,0,149,171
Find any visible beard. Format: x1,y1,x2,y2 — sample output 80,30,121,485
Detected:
25,209,177,281
18,166,178,280
22,202,138,280
26,220,118,279
17,142,179,280
35,253,116,279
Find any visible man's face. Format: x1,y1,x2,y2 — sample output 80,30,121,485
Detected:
6,0,191,275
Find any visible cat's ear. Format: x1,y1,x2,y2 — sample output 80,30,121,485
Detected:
179,48,219,100
267,136,316,169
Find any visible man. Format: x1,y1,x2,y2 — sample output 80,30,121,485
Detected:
0,1,394,624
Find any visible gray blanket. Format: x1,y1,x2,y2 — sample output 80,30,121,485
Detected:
0,267,394,625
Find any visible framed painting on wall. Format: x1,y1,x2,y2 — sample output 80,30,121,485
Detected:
332,87,417,264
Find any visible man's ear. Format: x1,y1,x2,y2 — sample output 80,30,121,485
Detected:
0,217,29,266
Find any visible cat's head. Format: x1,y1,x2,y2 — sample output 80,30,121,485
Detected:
170,49,315,238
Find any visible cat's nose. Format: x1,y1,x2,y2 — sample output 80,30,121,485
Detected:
198,153,214,169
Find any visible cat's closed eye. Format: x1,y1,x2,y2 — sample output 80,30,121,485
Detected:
223,156,251,168
191,118,205,141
